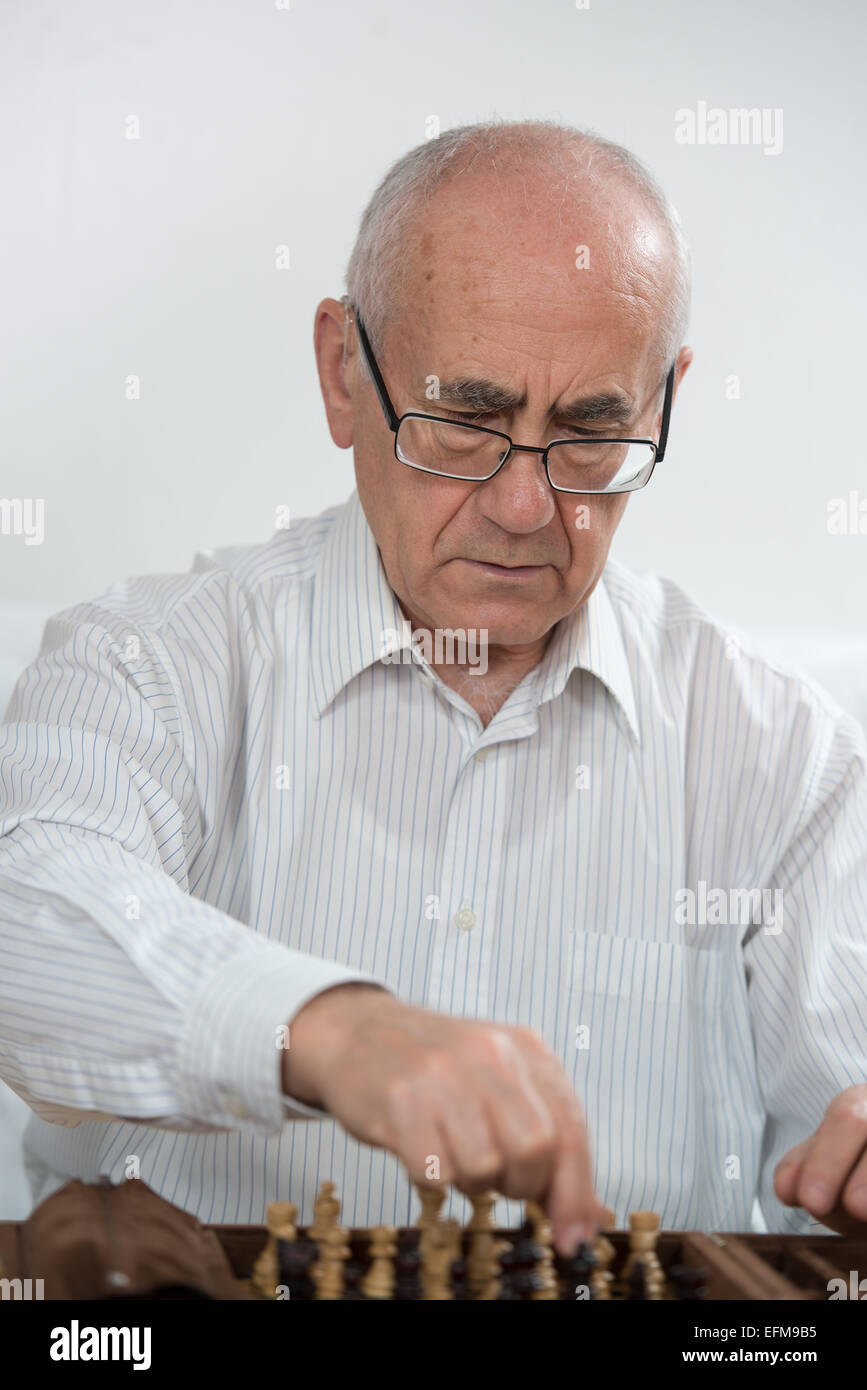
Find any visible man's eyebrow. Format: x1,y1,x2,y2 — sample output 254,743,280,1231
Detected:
434,378,525,413
558,392,635,425
432,377,635,424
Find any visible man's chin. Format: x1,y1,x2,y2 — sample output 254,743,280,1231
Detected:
427,600,562,650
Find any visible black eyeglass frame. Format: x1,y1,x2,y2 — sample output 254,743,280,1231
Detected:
346,300,677,495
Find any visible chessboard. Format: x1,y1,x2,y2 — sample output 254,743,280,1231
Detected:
2,1178,865,1301
218,1181,867,1301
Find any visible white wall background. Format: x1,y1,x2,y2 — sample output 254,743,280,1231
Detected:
2,0,867,1220
2,0,865,628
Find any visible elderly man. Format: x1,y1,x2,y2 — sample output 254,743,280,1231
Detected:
1,121,866,1255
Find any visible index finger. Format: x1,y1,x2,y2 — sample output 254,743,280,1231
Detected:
542,1087,600,1254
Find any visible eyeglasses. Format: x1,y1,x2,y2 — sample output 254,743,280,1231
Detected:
346,300,676,495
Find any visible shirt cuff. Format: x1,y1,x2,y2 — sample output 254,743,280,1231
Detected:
175,938,388,1131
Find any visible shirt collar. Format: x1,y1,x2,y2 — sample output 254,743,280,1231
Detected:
532,572,641,743
309,491,640,743
309,492,407,719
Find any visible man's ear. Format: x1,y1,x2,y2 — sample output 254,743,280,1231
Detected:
314,297,354,450
672,344,694,401
653,344,693,436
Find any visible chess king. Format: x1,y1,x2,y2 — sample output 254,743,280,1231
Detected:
1,119,866,1252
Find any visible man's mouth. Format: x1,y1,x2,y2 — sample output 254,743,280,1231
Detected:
463,559,548,579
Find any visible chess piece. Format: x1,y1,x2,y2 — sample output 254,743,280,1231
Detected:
621,1211,665,1301
361,1226,397,1300
416,1180,447,1285
495,1239,521,1300
312,1221,351,1300
416,1181,447,1240
563,1240,597,1300
477,1239,511,1301
251,1200,297,1299
467,1191,497,1298
526,1201,559,1300
251,1227,279,1299
394,1229,423,1301
309,1181,341,1241
626,1259,648,1300
271,1201,298,1241
445,1219,464,1297
276,1237,317,1300
590,1232,615,1300
421,1219,458,1300
450,1252,469,1300
503,1219,544,1300
341,1256,366,1300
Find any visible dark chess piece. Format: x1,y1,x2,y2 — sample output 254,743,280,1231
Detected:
450,1255,469,1301
393,1229,423,1301
498,1221,544,1300
562,1240,597,1300
625,1259,648,1301
496,1244,522,1301
669,1264,709,1300
341,1258,366,1300
276,1236,317,1300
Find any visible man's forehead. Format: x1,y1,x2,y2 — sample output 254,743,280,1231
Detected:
406,174,670,350
393,255,667,397
390,299,660,400
416,167,666,272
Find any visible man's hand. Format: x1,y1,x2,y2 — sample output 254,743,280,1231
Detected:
774,1086,867,1235
281,983,601,1254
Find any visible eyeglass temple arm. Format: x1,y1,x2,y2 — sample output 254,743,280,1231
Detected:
654,363,677,463
346,304,401,432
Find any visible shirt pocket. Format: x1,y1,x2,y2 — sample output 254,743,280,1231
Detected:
569,929,723,1213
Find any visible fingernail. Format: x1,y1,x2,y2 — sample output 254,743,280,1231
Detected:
560,1223,591,1253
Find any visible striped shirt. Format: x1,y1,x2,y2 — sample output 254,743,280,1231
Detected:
1,489,866,1234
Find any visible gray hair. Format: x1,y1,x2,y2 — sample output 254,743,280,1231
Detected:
345,119,691,380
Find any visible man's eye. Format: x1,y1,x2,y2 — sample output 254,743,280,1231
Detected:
442,410,492,425
438,411,621,438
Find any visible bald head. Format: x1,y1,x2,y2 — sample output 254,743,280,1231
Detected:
345,120,690,381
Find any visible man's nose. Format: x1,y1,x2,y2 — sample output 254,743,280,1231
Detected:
477,443,557,533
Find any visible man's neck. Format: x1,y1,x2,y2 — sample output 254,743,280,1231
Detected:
427,629,552,728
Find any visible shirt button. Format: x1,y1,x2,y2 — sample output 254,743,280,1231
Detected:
475,747,489,762
418,668,434,688
225,1094,249,1119
454,907,476,932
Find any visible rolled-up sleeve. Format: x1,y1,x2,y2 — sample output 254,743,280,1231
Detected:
0,598,382,1134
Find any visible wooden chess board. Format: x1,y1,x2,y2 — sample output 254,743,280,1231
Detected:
218,1185,867,1301
2,1180,865,1301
